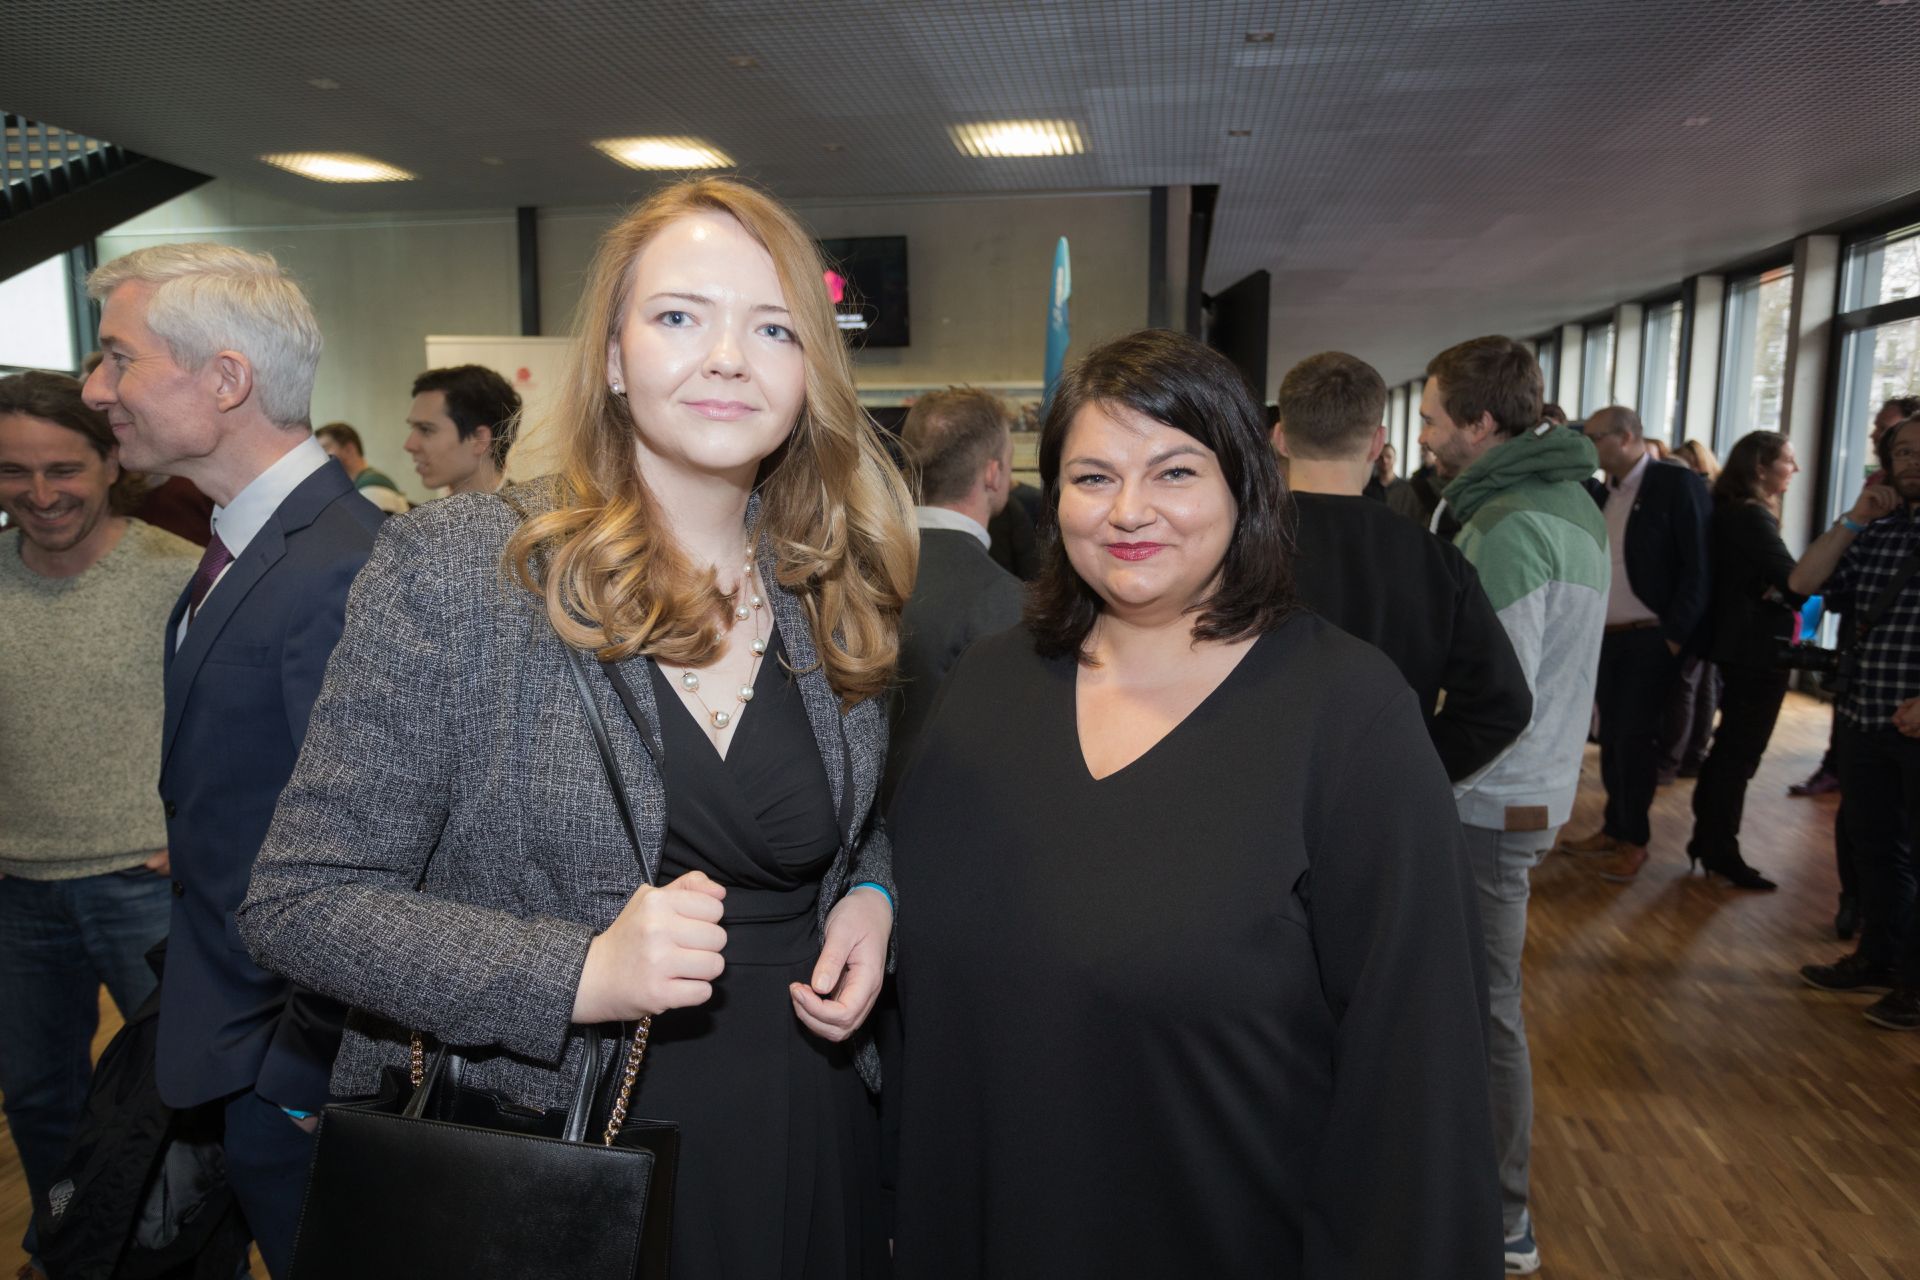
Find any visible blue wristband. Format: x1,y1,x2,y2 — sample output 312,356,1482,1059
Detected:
281,1107,316,1120
1841,516,1867,534
849,881,894,912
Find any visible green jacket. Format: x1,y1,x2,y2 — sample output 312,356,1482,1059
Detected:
1441,425,1610,832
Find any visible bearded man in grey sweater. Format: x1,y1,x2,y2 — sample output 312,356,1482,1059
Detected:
0,369,200,1266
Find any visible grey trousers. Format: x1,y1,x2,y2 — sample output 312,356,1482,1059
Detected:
1462,822,1555,1238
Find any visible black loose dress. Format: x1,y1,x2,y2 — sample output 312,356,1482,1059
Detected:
626,630,887,1278
888,617,1500,1278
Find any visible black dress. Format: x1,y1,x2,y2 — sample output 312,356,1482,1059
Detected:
888,618,1500,1279
631,630,886,1277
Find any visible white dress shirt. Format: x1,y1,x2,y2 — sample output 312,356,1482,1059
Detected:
1603,450,1659,627
914,505,992,550
175,435,332,650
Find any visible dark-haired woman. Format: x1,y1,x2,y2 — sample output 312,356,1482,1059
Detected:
887,330,1499,1278
1686,430,1804,889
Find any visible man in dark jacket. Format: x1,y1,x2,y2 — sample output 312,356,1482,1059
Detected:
1275,352,1532,781
83,244,380,1277
885,386,1027,803
1560,406,1712,882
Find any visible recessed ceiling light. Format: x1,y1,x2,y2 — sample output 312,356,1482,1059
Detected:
1682,115,1711,127
822,142,847,153
949,120,1085,158
1228,128,1252,138
480,156,505,166
260,152,413,182
1245,30,1276,43
306,77,340,90
727,54,760,68
592,136,734,170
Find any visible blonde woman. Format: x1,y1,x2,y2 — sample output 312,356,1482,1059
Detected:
1673,437,1720,484
239,178,915,1276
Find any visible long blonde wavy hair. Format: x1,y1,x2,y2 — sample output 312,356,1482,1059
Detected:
505,178,916,705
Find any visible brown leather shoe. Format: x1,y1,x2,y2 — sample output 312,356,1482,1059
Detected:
1558,829,1618,856
1597,844,1650,882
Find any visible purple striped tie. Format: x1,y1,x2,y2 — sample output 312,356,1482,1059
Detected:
186,533,233,621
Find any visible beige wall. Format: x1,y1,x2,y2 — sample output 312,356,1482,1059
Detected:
99,183,1152,499
540,190,1153,393
99,185,519,502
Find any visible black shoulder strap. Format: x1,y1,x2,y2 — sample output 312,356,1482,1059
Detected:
1854,536,1920,641
498,483,652,886
563,646,653,887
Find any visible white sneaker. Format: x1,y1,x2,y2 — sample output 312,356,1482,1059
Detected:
1503,1223,1540,1274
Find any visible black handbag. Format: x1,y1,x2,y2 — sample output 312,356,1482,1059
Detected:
287,645,679,1278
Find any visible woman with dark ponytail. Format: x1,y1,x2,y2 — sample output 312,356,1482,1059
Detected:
1686,430,1803,889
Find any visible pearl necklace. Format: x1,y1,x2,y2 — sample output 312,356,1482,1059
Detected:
666,551,767,732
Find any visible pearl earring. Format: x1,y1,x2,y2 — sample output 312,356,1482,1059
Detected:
610,381,624,394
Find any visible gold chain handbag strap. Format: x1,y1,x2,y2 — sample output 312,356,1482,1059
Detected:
406,1018,653,1148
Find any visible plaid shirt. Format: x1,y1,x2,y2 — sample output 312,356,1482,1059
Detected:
1828,504,1920,729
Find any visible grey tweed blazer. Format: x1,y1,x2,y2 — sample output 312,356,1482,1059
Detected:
237,479,895,1109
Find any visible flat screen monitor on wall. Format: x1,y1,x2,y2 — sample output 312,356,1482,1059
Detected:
819,236,909,348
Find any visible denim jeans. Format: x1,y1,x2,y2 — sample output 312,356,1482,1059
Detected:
0,865,173,1256
1461,823,1555,1239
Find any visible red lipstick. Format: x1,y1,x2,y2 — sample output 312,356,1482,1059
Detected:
1106,542,1165,561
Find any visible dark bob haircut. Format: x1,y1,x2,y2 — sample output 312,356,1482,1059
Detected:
1026,328,1295,662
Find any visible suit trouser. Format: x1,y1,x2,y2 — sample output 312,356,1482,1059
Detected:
1687,666,1791,869
1837,721,1920,984
1659,656,1721,776
1462,823,1555,1239
1596,627,1682,847
221,1087,321,1278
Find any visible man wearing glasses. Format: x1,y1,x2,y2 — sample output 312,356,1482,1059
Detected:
1793,414,1920,1031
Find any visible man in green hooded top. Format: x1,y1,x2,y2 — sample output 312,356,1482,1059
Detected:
1418,335,1610,1277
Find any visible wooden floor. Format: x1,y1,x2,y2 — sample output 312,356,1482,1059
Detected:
4,693,1919,1277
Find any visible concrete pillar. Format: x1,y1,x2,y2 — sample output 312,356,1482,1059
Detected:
1557,323,1584,413
1681,275,1724,447
1612,302,1644,410
1780,235,1839,550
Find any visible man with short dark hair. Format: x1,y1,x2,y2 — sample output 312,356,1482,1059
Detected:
0,370,199,1269
315,421,408,513
1793,413,1920,1031
404,364,521,496
884,386,1025,802
1276,351,1530,781
1556,406,1712,885
1420,335,1609,1276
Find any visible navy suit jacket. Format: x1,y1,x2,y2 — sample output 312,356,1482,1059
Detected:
156,458,383,1110
1585,458,1713,650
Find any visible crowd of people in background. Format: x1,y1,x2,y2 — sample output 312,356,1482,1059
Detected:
4,174,1920,1280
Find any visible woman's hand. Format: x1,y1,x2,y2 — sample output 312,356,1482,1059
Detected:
791,887,892,1042
572,870,727,1022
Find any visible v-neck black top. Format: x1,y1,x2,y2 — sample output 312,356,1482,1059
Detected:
888,615,1501,1278
631,629,886,1278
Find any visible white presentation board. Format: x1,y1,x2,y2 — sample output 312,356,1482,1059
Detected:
423,335,574,482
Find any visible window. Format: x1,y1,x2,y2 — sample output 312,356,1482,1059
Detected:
1387,386,1409,474
1580,321,1615,416
1830,223,1920,519
1840,220,1920,312
1535,334,1560,413
1639,300,1684,445
1714,266,1794,454
0,254,77,373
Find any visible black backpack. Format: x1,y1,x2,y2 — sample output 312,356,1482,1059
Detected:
35,943,251,1280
